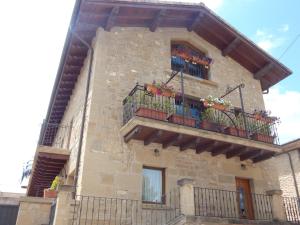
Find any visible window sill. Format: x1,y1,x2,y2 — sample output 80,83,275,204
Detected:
178,73,218,88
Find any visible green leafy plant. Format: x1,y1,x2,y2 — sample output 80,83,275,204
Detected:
163,99,174,114
202,108,230,126
50,176,62,191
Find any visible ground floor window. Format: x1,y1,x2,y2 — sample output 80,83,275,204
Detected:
142,166,165,203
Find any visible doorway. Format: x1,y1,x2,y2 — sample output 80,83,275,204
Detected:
236,177,254,219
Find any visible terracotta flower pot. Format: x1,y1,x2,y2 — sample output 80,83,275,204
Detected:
146,84,159,95
203,101,226,111
200,120,218,132
212,104,226,111
225,127,247,138
136,107,167,121
44,189,57,198
168,114,196,127
252,133,274,144
162,89,174,98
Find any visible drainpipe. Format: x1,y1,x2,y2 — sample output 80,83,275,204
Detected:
69,29,94,197
287,152,300,199
275,150,300,199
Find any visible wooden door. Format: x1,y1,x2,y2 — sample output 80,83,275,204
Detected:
236,178,254,219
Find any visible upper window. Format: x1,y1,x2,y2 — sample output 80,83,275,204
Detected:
171,42,211,80
142,167,165,203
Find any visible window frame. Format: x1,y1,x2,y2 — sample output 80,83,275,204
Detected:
142,166,166,204
171,41,210,80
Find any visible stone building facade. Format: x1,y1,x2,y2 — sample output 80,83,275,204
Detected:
21,1,297,225
272,139,300,197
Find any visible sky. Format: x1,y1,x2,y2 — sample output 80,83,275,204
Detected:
0,0,299,193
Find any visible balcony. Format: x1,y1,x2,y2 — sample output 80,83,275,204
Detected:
121,85,281,163
27,122,71,197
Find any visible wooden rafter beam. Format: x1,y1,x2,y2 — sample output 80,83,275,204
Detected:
124,127,140,143
144,130,163,145
187,11,204,32
226,146,247,159
254,62,274,80
150,9,166,32
105,6,120,31
240,150,262,161
162,134,183,149
211,143,232,156
252,151,275,163
222,37,241,56
196,140,216,154
180,137,201,151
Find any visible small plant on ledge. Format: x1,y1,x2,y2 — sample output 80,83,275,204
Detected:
44,176,62,199
200,95,232,111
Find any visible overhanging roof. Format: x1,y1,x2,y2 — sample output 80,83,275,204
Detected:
44,0,292,131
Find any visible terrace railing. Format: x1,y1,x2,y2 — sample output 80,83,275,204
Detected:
283,197,300,223
71,188,181,225
123,85,279,145
38,122,72,148
194,187,273,221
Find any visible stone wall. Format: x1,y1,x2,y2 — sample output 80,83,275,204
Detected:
15,197,52,225
273,150,300,197
74,27,279,198
0,192,24,205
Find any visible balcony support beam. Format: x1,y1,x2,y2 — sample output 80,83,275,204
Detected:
162,133,183,149
180,137,201,151
124,127,140,143
226,146,247,159
253,152,275,163
144,130,163,145
240,149,262,161
105,6,120,31
211,143,233,156
196,140,216,154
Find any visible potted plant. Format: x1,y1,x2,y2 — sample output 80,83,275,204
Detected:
253,110,277,124
135,92,167,121
168,104,196,127
224,114,247,138
251,123,274,144
201,108,229,132
200,95,231,111
44,176,61,198
146,81,176,98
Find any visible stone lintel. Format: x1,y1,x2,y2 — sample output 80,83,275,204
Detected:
266,189,283,196
177,178,195,186
19,196,54,204
57,185,75,192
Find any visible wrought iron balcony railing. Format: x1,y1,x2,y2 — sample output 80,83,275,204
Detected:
38,122,72,148
194,187,273,221
71,188,181,225
123,85,280,145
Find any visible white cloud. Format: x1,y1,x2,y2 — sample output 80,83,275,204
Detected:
255,29,285,51
278,24,289,32
264,87,300,144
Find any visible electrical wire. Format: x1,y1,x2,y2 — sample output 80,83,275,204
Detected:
278,33,300,60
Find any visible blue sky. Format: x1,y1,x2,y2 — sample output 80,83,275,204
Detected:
217,0,300,91
0,0,299,193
